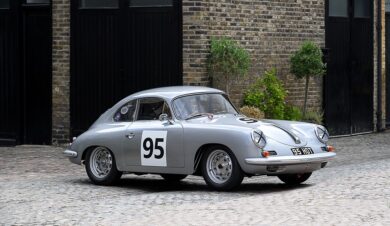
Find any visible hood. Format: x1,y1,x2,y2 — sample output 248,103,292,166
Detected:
186,114,314,147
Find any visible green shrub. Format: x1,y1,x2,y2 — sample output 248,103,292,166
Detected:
302,110,323,125
284,104,303,121
207,38,251,96
239,106,265,119
244,68,286,119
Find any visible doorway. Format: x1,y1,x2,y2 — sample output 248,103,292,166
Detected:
70,0,182,137
0,0,52,145
324,0,374,135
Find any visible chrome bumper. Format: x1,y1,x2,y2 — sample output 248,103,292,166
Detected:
63,149,78,158
245,152,336,166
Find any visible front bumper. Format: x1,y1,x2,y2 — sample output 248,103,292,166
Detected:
245,152,336,166
63,149,78,158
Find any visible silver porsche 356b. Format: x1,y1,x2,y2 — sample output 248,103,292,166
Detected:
64,86,336,190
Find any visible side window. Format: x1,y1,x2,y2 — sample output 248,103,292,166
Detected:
114,100,136,122
137,98,172,121
80,0,118,9
0,0,9,8
329,0,348,17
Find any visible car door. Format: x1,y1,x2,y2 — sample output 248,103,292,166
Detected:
123,97,184,170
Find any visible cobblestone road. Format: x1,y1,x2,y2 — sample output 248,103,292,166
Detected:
1,132,390,225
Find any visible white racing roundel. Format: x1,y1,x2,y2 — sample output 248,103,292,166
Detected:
141,131,167,167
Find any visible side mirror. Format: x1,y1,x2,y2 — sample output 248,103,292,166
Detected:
159,113,174,125
159,113,169,121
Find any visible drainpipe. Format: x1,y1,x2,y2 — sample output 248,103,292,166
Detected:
377,0,384,131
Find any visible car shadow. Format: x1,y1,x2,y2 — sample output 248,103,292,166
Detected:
72,176,313,194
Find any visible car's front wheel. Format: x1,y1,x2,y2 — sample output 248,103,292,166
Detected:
277,172,312,185
85,146,122,185
201,146,244,191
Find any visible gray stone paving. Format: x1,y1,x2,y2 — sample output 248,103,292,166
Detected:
1,132,390,225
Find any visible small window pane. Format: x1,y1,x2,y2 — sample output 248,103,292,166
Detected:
129,0,173,7
80,0,118,9
0,0,9,9
386,0,390,13
114,100,136,122
137,98,171,121
329,0,348,17
354,0,369,17
26,0,49,3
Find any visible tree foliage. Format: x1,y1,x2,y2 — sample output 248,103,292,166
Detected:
207,38,250,95
290,41,325,116
290,41,325,79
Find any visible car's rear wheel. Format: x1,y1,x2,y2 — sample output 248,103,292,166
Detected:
160,174,187,182
85,146,122,185
277,172,312,185
201,146,244,191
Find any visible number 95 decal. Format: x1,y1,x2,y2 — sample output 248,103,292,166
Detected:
141,131,167,167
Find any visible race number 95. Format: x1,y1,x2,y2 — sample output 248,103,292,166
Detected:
141,131,167,167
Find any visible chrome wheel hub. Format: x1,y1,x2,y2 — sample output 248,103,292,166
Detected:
90,147,112,178
207,150,233,184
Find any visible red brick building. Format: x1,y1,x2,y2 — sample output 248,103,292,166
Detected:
0,0,387,145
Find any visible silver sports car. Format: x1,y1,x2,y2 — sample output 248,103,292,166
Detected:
64,86,336,190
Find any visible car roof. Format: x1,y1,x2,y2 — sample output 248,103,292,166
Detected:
127,86,225,100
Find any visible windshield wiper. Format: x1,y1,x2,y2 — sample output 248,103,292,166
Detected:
185,113,213,120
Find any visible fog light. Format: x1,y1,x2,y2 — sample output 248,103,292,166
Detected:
326,145,335,152
262,151,270,157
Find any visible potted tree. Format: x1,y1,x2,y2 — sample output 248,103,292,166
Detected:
207,38,250,96
290,41,325,116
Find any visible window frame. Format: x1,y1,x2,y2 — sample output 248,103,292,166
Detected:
78,0,119,9
25,0,50,4
328,0,349,18
135,97,174,121
353,0,370,18
113,99,137,122
0,0,9,9
171,92,239,120
129,0,173,8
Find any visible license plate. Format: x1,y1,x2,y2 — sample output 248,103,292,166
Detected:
291,147,314,155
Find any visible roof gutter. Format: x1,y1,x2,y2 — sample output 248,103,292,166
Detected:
377,0,384,131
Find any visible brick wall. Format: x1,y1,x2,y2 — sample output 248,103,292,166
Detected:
52,0,70,145
182,0,325,109
50,0,386,144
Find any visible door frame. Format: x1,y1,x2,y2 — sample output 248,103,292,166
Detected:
324,0,374,135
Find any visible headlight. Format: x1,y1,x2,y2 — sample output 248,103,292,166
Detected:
315,126,329,143
251,130,266,148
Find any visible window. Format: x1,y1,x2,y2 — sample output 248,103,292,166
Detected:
386,0,390,13
26,0,49,3
114,100,136,122
0,0,9,9
137,98,172,121
80,0,118,9
173,94,238,120
329,0,348,17
129,0,172,7
354,0,369,18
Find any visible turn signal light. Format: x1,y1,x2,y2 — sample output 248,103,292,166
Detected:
262,151,270,157
326,145,335,152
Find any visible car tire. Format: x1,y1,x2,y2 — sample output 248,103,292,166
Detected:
160,174,187,182
201,146,244,191
85,146,122,186
277,172,312,185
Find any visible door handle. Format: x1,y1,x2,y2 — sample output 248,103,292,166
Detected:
125,133,135,139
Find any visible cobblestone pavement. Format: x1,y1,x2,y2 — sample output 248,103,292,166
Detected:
1,132,390,225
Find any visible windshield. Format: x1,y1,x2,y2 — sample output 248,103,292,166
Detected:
173,93,238,120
